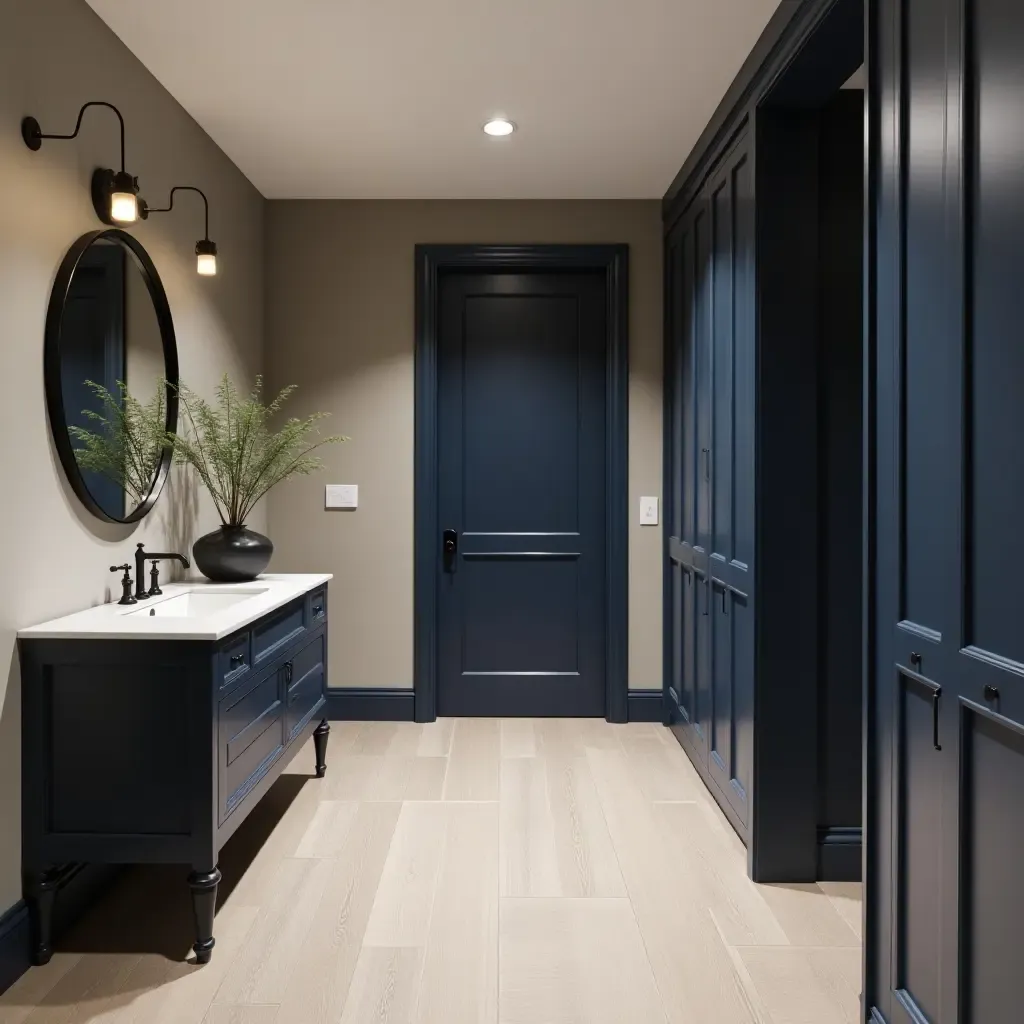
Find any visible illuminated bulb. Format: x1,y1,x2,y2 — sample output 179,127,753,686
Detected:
110,191,138,223
195,238,218,276
483,118,515,136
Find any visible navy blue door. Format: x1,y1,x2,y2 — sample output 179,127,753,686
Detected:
436,270,607,717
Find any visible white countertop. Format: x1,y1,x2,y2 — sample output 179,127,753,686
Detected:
17,574,332,641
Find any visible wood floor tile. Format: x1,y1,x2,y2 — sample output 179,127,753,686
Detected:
339,947,423,1024
499,898,666,1024
276,801,402,1023
293,799,359,857
817,882,863,940
416,718,454,757
443,719,499,800
654,802,787,946
755,883,860,948
414,803,499,1023
500,719,536,758
738,946,858,1024
203,1005,279,1024
363,802,448,946
369,757,448,801
214,858,332,1004
4,720,862,1024
587,748,760,1024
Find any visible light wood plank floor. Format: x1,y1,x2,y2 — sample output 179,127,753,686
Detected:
0,718,862,1023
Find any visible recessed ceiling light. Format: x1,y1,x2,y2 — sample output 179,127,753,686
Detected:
483,118,515,137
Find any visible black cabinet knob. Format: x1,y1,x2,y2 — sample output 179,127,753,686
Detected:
910,651,922,666
983,684,1000,702
230,653,245,667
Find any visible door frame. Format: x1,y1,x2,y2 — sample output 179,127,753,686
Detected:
413,243,630,723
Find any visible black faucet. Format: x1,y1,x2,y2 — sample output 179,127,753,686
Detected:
135,543,190,600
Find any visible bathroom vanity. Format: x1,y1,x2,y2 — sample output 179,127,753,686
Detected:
17,573,331,965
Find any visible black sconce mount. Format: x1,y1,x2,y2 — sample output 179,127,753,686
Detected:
21,102,140,225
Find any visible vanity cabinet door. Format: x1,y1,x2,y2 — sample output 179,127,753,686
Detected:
285,634,326,742
218,667,284,822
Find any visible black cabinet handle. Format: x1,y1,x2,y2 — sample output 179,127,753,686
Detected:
230,653,245,667
285,663,293,685
313,604,324,617
983,684,1000,703
702,447,711,481
932,688,942,751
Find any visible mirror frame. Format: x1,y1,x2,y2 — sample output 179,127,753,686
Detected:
44,228,179,524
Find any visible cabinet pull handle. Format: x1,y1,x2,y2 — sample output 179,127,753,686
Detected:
932,688,942,751
230,653,245,667
701,447,711,481
313,604,324,617
983,684,1000,703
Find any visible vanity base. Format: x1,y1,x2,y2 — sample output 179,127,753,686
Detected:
19,581,331,966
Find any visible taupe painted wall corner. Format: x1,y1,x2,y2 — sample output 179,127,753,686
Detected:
264,200,663,693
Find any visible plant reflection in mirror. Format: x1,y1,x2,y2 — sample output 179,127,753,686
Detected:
68,379,167,509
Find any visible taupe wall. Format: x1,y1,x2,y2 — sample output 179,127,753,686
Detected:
0,0,265,910
265,201,663,694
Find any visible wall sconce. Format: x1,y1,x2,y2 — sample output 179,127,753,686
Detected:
22,101,140,224
140,186,218,276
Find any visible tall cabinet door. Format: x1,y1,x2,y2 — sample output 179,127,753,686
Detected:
872,0,1024,1021
666,132,756,841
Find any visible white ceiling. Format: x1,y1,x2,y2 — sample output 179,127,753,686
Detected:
86,0,782,199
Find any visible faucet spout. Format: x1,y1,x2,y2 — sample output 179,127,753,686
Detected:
134,544,191,600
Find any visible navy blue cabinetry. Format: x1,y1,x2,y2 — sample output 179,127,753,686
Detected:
19,583,329,965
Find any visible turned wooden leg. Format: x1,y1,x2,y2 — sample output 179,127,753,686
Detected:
24,868,60,966
187,866,221,964
313,718,330,778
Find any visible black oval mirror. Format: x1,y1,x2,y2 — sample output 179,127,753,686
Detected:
45,229,179,523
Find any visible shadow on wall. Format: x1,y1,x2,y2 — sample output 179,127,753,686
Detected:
159,465,199,578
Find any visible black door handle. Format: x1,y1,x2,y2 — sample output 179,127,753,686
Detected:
443,529,458,571
932,688,942,751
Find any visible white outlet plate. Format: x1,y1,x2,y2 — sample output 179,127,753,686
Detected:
326,484,358,509
640,496,659,526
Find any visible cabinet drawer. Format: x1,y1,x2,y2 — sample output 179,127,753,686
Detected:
285,634,325,740
220,670,283,819
217,632,251,690
252,599,305,667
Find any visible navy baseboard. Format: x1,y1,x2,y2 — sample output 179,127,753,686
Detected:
817,826,863,882
325,688,416,721
0,863,120,996
627,689,664,723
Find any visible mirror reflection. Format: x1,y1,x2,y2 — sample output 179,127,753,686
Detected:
58,236,172,521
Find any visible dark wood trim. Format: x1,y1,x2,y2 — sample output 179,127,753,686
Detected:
325,688,415,722
663,0,846,227
45,229,179,525
627,690,664,723
413,244,630,724
816,826,863,881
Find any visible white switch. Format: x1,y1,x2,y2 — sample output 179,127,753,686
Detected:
326,484,358,510
640,496,659,526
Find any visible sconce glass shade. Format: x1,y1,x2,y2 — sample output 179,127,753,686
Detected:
110,191,139,223
195,238,218,276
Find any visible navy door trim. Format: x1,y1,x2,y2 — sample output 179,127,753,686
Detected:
414,244,630,724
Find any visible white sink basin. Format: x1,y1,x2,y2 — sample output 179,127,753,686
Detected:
126,588,269,618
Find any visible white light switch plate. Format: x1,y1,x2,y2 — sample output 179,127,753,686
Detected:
326,484,358,509
640,496,659,526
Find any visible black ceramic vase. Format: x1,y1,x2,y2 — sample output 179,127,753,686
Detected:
192,525,273,583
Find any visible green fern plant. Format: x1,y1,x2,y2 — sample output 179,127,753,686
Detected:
165,374,344,526
68,380,168,508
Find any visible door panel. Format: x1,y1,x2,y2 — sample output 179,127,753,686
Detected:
872,0,1024,1019
666,132,755,840
962,707,1024,1024
436,271,607,717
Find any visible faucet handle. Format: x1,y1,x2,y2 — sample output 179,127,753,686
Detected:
110,564,137,606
